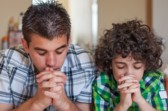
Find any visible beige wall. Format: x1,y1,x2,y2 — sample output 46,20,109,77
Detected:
153,0,168,64
0,0,151,50
58,0,69,11
98,0,150,38
68,0,93,49
0,0,31,38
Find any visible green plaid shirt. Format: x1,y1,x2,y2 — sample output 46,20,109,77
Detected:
93,71,168,111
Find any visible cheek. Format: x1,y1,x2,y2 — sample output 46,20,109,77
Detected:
136,71,144,81
48,52,67,68
29,53,45,68
56,54,66,65
112,68,124,82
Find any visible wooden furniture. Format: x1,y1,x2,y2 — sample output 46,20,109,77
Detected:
165,77,168,96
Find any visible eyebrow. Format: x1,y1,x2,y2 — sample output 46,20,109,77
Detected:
134,62,143,65
34,44,68,51
115,61,124,64
114,61,143,64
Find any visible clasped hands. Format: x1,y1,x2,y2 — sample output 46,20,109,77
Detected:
117,74,142,110
34,67,68,110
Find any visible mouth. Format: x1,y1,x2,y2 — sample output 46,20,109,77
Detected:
44,67,61,71
53,68,61,71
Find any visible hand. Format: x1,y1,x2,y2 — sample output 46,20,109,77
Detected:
118,75,142,104
36,68,68,110
33,70,54,110
46,71,69,110
118,75,132,110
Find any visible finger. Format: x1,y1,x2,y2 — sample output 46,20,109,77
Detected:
36,72,55,83
41,78,65,89
44,90,63,99
49,76,66,84
118,75,137,82
45,67,60,72
44,91,57,98
119,79,138,86
120,80,128,91
50,85,63,92
45,67,50,71
52,71,67,80
120,89,131,94
41,81,57,88
36,70,51,78
124,84,140,93
127,83,140,91
118,82,136,89
118,75,124,85
124,87,139,93
124,79,138,83
37,70,67,85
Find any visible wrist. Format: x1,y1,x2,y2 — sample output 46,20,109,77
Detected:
14,97,46,111
31,97,46,111
135,97,146,106
54,99,78,111
117,102,130,111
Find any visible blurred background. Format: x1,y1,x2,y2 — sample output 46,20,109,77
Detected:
0,0,168,64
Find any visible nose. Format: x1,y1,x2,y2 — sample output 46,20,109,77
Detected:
125,67,134,76
46,53,56,68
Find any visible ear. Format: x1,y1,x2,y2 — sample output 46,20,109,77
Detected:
110,64,112,69
21,38,29,53
67,37,71,47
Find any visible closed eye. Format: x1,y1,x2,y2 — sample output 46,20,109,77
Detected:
37,51,46,56
117,66,125,69
34,48,46,56
55,45,67,54
56,50,63,54
134,62,144,69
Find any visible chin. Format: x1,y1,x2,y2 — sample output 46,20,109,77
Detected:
42,67,61,71
53,68,61,71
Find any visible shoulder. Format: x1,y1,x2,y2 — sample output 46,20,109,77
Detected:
94,72,112,85
143,70,164,81
93,72,115,93
68,44,87,54
0,45,28,58
64,44,95,69
68,44,92,61
0,45,31,68
141,70,165,90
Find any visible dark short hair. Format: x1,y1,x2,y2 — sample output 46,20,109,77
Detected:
22,1,71,44
95,19,163,75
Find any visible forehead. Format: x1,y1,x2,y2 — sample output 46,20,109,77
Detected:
113,54,139,63
29,34,68,49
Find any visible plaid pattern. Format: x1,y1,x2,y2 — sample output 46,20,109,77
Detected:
93,71,168,111
0,44,97,111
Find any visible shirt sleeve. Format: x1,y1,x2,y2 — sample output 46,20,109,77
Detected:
0,54,13,104
64,47,98,103
151,75,168,111
92,78,112,111
76,70,96,103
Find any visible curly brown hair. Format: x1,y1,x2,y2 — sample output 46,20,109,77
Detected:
95,19,163,75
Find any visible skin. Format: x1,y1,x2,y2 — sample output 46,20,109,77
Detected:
23,34,69,72
112,55,157,111
0,34,92,111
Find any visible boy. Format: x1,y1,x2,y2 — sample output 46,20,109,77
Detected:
0,1,97,111
93,19,168,111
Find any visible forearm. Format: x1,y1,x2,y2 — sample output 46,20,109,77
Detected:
113,103,128,111
136,97,157,111
12,97,45,111
55,99,79,111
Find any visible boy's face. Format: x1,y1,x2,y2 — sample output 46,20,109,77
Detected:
111,55,145,82
22,34,69,73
